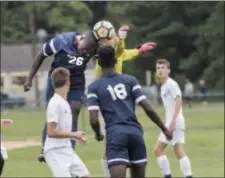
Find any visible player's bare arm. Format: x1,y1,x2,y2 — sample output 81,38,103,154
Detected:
139,99,172,140
170,96,182,131
47,121,86,144
89,110,104,141
24,51,46,92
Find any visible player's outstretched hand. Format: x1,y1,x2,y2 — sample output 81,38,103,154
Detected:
137,42,156,54
163,129,173,141
95,133,104,142
24,79,32,92
71,131,86,145
118,25,130,40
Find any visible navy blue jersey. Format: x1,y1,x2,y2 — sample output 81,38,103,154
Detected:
43,32,91,90
87,71,147,136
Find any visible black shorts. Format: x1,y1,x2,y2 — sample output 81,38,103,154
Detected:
45,74,84,102
106,132,147,168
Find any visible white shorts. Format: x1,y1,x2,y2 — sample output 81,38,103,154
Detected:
158,129,185,146
98,112,106,136
44,147,89,177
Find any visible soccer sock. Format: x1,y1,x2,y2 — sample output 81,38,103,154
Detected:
157,155,171,177
102,159,110,178
179,156,192,177
41,123,47,146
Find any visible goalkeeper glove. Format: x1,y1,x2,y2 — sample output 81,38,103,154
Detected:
137,42,156,54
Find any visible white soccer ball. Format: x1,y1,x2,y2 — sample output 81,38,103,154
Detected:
92,20,116,40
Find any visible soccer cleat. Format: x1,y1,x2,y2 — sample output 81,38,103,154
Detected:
165,175,172,178
37,149,46,163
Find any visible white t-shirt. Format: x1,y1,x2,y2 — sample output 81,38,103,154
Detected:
44,93,72,153
160,78,185,130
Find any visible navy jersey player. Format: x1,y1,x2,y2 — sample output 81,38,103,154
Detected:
87,46,172,178
23,31,98,162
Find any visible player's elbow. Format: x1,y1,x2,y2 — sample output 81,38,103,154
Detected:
47,128,57,138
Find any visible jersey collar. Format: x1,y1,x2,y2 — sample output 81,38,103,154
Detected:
101,70,117,77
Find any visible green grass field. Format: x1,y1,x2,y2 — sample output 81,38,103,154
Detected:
1,103,224,177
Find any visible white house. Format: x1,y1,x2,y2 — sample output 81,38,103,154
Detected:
1,44,95,105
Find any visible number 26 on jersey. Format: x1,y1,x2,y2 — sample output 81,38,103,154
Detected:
68,55,84,66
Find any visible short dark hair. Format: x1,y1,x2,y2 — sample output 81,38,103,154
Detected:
51,67,70,88
97,46,117,68
79,31,98,54
156,59,170,69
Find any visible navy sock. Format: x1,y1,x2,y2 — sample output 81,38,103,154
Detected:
71,112,78,149
42,123,47,147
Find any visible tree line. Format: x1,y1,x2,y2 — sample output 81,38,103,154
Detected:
1,1,224,89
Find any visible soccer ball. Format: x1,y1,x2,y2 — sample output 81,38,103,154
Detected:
92,20,116,40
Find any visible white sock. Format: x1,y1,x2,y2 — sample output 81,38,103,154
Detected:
179,156,192,177
157,155,171,176
102,159,110,178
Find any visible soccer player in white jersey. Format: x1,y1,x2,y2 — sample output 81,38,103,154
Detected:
153,59,193,178
44,67,90,178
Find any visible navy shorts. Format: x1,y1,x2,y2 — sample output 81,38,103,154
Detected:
45,75,84,103
106,132,147,168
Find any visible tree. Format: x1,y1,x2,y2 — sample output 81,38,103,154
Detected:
185,2,224,88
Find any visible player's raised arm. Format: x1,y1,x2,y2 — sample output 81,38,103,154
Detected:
24,36,62,92
130,77,172,140
87,84,104,141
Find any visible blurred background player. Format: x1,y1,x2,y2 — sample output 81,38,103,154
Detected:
184,79,194,108
154,59,193,178
87,46,172,178
23,31,98,162
199,79,208,106
92,21,157,177
44,67,89,177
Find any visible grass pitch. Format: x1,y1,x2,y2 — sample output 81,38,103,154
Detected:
1,103,224,177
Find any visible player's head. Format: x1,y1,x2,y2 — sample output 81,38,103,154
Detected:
97,45,117,68
98,36,119,48
78,31,98,55
156,59,170,79
51,67,70,91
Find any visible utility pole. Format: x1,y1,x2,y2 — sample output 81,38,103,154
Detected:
29,2,40,108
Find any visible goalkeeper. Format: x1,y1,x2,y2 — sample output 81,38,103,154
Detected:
92,23,156,177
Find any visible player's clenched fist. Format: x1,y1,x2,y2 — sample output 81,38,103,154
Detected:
24,79,32,92
137,42,157,54
71,131,86,145
163,129,173,141
118,25,130,40
95,133,104,141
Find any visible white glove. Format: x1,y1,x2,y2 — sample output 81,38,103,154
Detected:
118,25,130,40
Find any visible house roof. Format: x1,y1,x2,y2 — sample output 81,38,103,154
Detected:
1,44,95,72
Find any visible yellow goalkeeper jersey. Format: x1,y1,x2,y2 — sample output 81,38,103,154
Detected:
95,40,139,78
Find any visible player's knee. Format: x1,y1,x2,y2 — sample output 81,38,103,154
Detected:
153,145,163,156
173,144,185,159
